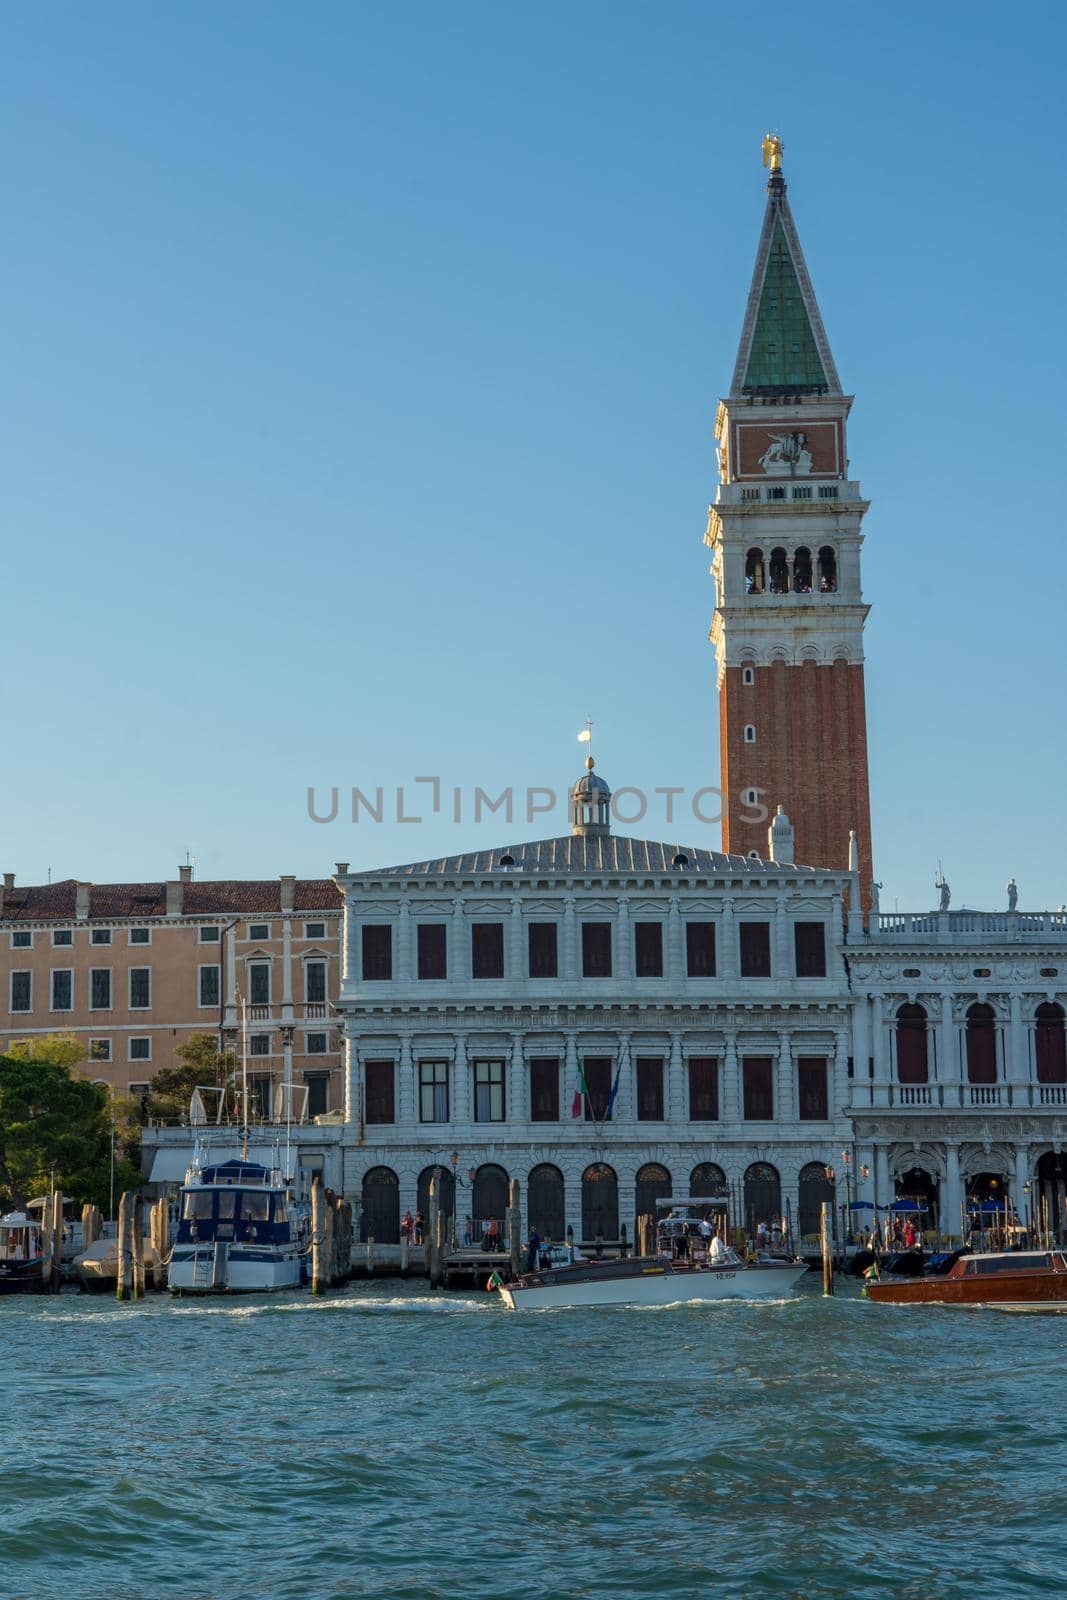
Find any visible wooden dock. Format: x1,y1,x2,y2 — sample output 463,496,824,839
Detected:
441,1248,512,1290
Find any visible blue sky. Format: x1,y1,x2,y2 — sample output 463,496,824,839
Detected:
2,3,1065,911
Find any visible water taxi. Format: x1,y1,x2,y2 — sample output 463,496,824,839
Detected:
865,1249,1067,1308
0,1211,46,1294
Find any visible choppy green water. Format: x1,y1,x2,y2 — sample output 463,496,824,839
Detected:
2,1279,1065,1600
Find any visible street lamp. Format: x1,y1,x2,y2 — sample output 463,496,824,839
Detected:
841,1149,854,1243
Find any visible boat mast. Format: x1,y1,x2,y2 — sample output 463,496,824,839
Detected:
239,989,250,1161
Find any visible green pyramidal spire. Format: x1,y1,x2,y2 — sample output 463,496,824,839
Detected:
731,163,841,398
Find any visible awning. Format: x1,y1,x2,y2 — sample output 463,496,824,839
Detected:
146,1150,192,1184
146,1143,281,1185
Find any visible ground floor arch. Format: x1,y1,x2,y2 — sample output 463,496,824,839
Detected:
416,1165,455,1225
797,1162,834,1241
527,1163,565,1242
360,1165,399,1243
472,1163,509,1228
582,1162,618,1241
895,1166,940,1229
743,1162,781,1233
634,1162,671,1227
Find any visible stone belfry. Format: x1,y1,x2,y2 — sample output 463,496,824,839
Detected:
706,135,873,905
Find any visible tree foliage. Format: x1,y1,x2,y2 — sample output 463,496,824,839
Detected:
0,1049,113,1208
146,1032,236,1123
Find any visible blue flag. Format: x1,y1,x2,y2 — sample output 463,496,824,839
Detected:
604,1062,623,1120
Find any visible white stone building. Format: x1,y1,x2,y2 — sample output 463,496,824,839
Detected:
333,772,860,1248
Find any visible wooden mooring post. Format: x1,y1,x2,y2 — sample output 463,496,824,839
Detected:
116,1191,136,1301
132,1195,146,1299
50,1190,64,1290
820,1201,834,1297
399,1233,409,1275
427,1175,441,1288
637,1213,651,1257
310,1175,326,1295
151,1198,169,1291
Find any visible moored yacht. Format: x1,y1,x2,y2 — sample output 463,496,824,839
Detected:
168,1155,303,1296
0,1212,46,1294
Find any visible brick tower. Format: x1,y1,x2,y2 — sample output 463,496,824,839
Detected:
706,137,873,901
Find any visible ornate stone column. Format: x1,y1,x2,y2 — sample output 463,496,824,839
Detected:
343,1026,359,1127
509,1030,525,1131
720,898,737,981
616,897,632,982
943,1143,962,1241
668,1030,684,1126
450,897,466,985
563,895,577,981
871,995,890,1102
1008,993,1025,1092
833,1026,850,1119
773,895,790,979
722,1028,739,1125
776,1029,793,1124
564,1029,578,1117
398,1034,415,1127
939,992,958,1095
397,900,412,983
874,1142,890,1215
509,899,523,983
615,1030,633,1123
1012,1143,1031,1222
452,1031,470,1126
667,896,683,984
852,994,871,1108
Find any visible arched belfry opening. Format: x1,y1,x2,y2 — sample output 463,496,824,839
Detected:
570,756,612,838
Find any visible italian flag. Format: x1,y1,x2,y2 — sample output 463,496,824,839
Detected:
571,1060,587,1119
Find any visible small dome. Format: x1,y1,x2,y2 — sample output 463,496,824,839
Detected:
570,755,612,838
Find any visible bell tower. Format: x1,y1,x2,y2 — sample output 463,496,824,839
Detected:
706,137,873,903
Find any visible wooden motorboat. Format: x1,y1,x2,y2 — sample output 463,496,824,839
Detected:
0,1212,46,1294
865,1250,1067,1307
498,1249,807,1309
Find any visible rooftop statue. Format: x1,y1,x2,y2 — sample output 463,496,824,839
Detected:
762,131,784,172
935,874,951,913
1006,878,1018,912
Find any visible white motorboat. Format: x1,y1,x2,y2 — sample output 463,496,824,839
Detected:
497,1247,806,1309
168,1155,303,1295
0,1212,46,1295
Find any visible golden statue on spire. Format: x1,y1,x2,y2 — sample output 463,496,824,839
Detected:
761,131,784,171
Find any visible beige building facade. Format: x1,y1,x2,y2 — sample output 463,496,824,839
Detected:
0,867,343,1117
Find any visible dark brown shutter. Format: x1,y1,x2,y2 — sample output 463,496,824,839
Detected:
528,923,558,978
361,925,392,981
581,923,612,978
686,922,716,977
634,923,664,977
417,924,447,979
529,1057,560,1121
797,1057,828,1119
742,1056,774,1119
364,1060,395,1124
739,922,771,978
794,922,827,977
687,1056,719,1120
471,923,504,979
636,1057,664,1120
583,1057,613,1120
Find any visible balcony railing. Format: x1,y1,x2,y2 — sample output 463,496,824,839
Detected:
853,1081,1067,1111
871,911,1067,942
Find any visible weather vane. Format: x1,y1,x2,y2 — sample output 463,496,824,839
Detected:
761,131,784,172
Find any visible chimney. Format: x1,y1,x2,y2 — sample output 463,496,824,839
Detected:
165,878,183,917
179,864,193,885
334,862,349,877
768,806,795,864
0,872,12,917
280,874,296,913
76,881,92,920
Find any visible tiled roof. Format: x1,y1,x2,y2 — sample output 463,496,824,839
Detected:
1,877,342,922
359,835,836,879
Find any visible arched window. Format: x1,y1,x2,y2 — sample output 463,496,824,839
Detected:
581,1162,618,1241
896,1167,939,1228
793,546,813,593
527,1164,565,1242
360,1166,399,1243
472,1163,509,1228
690,1161,727,1197
1036,1003,1067,1084
769,547,790,594
965,1003,997,1084
416,1165,455,1224
634,1163,672,1226
818,546,837,591
797,1162,834,1240
896,1003,929,1084
743,1162,781,1233
745,548,764,594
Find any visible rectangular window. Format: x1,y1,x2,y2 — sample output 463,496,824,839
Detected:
249,1033,270,1056
10,930,32,949
50,970,73,1011
798,1058,829,1120
419,1060,449,1123
581,922,612,978
128,1081,149,1100
306,1032,327,1055
686,922,716,978
743,1056,774,1120
473,1059,506,1122
248,922,270,941
471,923,504,979
52,929,73,947
636,1057,664,1120
417,924,447,980
129,1037,151,1062
199,965,221,1008
10,970,32,1012
129,967,151,1009
305,960,327,1003
583,1056,613,1121
304,921,326,940
365,1060,395,1125
91,928,112,946
794,922,827,978
90,968,112,1010
89,1038,111,1061
739,922,772,978
199,926,220,943
529,1057,559,1122
248,962,271,1005
129,927,150,944
361,925,392,981
688,1056,719,1120
305,1072,329,1118
528,922,558,978
634,923,664,978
